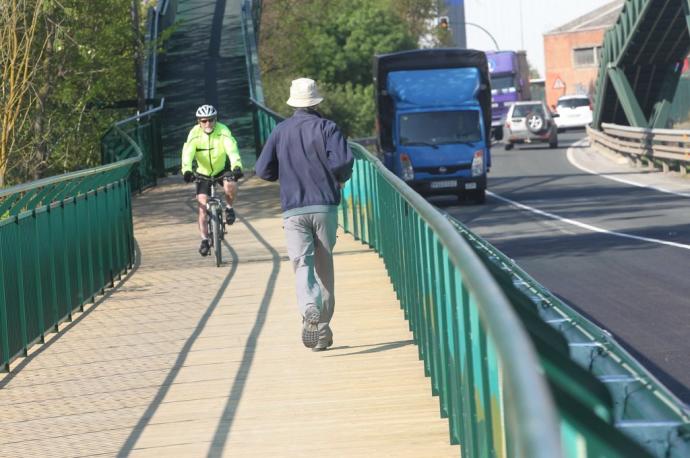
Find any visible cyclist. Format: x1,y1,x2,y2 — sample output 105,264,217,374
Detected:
181,104,244,257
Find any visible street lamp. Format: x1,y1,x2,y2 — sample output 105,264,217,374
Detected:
464,22,500,50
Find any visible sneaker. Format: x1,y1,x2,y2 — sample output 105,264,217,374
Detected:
199,239,210,257
225,207,236,225
302,306,320,348
312,337,333,352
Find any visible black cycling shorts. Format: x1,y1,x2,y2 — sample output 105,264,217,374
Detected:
195,156,233,195
195,171,233,196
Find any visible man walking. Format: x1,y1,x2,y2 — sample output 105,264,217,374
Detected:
255,78,354,351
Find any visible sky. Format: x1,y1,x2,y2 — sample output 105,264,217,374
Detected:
461,0,611,77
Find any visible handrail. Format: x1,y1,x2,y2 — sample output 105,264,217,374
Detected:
0,121,142,373
446,213,690,455
0,155,140,202
348,142,563,457
588,123,690,173
115,98,165,126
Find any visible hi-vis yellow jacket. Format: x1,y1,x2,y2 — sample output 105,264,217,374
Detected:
181,122,243,176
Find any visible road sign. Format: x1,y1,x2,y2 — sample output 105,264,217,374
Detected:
553,77,566,89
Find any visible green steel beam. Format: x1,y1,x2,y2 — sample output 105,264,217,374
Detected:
607,67,648,127
650,65,682,128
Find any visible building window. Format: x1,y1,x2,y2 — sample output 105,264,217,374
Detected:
573,47,597,67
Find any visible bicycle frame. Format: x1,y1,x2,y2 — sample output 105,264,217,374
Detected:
196,174,226,266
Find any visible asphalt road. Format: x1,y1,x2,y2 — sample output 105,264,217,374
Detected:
437,130,690,404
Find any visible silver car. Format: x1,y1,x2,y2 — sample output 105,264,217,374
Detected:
502,101,559,150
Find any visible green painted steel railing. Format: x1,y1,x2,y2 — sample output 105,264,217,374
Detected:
340,142,565,457
448,216,690,457
101,100,165,191
0,124,141,372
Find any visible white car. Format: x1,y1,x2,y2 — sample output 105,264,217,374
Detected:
502,101,559,150
555,95,593,130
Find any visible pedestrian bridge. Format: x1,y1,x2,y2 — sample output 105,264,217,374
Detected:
1,0,689,457
0,176,457,457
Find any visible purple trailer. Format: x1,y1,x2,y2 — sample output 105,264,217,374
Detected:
486,50,531,140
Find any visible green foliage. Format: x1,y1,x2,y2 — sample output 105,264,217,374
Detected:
4,0,136,184
260,0,426,138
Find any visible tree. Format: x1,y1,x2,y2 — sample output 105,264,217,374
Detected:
16,0,135,182
259,0,417,137
0,0,47,186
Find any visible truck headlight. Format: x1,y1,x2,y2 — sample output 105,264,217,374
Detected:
400,153,414,181
471,150,484,177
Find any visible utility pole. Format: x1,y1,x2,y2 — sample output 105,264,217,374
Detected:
445,0,467,48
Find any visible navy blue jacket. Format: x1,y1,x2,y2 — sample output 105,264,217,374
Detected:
255,109,354,212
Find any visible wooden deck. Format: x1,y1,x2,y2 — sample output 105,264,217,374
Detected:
0,177,458,457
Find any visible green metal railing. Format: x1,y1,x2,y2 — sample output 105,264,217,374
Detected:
449,216,690,457
0,124,141,372
341,142,566,457
101,100,165,191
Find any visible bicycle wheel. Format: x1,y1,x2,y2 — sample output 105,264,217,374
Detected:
211,208,222,267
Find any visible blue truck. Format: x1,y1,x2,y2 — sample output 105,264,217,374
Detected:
373,49,492,203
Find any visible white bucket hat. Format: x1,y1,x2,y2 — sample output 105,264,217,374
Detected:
286,78,324,107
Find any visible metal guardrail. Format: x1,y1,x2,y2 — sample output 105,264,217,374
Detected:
0,124,141,372
0,0,173,375
101,100,165,191
447,215,690,457
343,141,564,457
589,124,690,174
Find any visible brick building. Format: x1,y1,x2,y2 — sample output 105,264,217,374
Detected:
543,1,623,108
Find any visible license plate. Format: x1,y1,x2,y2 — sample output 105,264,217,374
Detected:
430,180,457,189
464,182,477,190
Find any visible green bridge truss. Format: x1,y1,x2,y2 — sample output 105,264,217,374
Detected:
593,0,690,128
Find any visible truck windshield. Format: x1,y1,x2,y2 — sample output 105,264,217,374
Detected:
399,111,481,146
491,75,515,90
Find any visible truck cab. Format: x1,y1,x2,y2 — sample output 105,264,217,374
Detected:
485,50,531,141
374,49,492,204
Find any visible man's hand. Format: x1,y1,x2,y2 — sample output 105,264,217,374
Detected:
183,171,194,183
232,166,244,181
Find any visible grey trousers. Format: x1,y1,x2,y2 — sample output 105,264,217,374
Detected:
283,212,338,341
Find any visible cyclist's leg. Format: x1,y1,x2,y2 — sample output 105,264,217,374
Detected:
222,178,237,206
197,193,209,238
222,176,238,225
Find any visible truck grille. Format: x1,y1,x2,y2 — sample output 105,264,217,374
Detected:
416,164,470,175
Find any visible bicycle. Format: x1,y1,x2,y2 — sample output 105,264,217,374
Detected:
195,173,227,267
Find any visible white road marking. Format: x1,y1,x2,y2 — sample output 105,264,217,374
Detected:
486,190,690,251
567,139,690,198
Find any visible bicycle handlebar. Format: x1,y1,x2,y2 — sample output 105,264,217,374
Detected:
193,172,236,184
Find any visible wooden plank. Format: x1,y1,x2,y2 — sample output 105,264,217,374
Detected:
0,177,459,457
